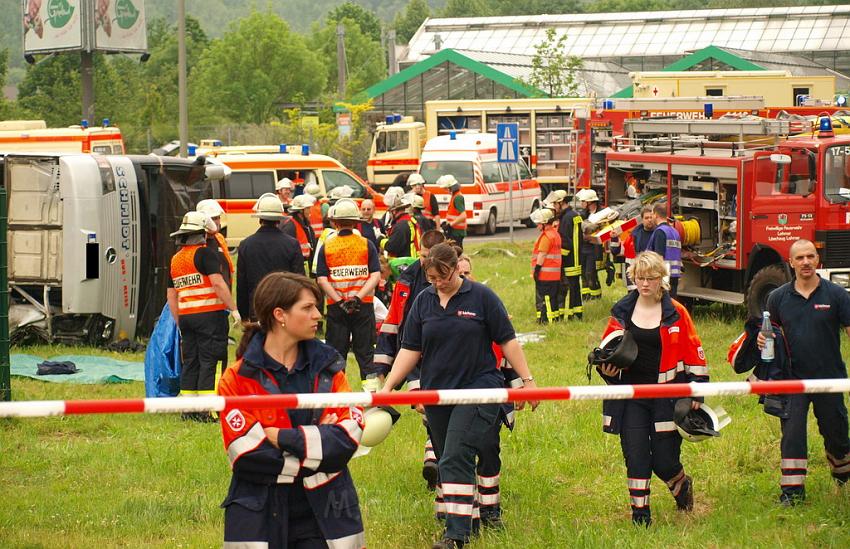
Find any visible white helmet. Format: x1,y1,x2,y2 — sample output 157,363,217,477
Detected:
360,407,394,447
276,177,294,191
328,185,354,202
252,192,286,220
195,199,224,218
330,198,362,221
408,193,425,209
305,182,322,197
407,172,426,188
288,194,314,212
170,211,216,237
576,188,599,202
530,208,555,225
543,190,568,206
383,186,405,209
674,400,732,443
436,174,458,189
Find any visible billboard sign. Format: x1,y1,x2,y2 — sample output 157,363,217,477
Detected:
23,0,147,55
23,0,84,53
94,0,147,53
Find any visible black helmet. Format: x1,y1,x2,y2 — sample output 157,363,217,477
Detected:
674,399,731,442
588,329,638,370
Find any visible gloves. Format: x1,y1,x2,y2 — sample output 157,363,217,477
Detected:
605,263,616,287
533,265,542,280
340,296,362,315
229,310,242,326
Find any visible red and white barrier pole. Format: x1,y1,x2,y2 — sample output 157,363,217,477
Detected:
2,379,850,418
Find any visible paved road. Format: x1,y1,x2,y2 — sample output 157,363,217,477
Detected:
466,224,537,243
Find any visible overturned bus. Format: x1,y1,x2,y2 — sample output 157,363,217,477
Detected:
1,153,228,345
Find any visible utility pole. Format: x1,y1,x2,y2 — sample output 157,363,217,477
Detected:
81,51,95,124
178,0,189,157
337,23,346,97
387,30,398,76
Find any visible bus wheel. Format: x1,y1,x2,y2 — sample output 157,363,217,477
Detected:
485,210,497,235
746,264,789,319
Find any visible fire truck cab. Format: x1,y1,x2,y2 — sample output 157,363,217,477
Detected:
419,132,541,235
605,117,850,316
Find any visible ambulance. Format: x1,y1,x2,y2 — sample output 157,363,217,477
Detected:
419,132,541,235
0,119,125,154
197,145,384,247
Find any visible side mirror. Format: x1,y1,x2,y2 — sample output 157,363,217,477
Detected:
204,162,231,181
770,154,792,165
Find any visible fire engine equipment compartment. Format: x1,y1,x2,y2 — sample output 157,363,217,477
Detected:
1,153,226,345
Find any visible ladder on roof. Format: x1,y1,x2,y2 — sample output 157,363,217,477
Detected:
624,118,792,139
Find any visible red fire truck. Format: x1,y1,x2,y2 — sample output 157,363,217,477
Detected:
603,116,850,315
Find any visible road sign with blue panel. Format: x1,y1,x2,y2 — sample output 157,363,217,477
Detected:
497,123,519,163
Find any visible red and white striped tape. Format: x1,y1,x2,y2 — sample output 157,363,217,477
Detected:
2,379,850,418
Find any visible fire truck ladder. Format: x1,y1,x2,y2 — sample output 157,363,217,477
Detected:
566,107,579,194
621,118,793,156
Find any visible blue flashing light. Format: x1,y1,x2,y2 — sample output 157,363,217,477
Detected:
212,139,222,147
102,118,110,127
602,99,614,110
188,145,197,156
302,144,310,155
385,115,393,125
818,116,834,138
449,131,457,140
80,119,89,129
393,113,402,123
704,103,714,119
279,144,288,153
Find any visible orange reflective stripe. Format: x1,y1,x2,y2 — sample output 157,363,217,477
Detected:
421,190,436,221
214,233,234,274
293,221,312,259
323,234,373,304
309,203,324,238
171,245,226,315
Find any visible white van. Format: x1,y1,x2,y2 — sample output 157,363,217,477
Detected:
419,133,542,234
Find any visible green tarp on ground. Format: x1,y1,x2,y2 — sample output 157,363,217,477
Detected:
10,354,145,384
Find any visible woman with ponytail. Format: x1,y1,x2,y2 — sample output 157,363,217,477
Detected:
218,272,366,549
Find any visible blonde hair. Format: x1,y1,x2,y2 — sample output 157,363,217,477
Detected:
627,251,670,301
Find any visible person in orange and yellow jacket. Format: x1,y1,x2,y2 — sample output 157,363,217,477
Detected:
167,211,239,420
196,199,234,290
218,272,366,549
437,174,467,249
304,183,326,238
530,208,562,324
593,251,708,527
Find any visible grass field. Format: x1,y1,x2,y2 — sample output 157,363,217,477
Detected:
2,241,849,548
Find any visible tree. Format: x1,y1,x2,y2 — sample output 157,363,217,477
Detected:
310,16,386,100
491,0,583,16
190,11,326,124
393,0,430,44
524,28,584,98
325,2,383,43
442,0,492,18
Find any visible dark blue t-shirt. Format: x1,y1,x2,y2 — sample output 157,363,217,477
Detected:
401,278,515,390
767,276,850,379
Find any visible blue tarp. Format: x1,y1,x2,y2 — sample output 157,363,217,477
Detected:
143,304,182,397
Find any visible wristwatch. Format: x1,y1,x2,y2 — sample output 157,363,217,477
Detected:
521,376,534,383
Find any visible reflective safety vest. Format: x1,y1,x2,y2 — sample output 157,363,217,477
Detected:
421,190,438,221
447,191,467,230
532,226,562,281
213,232,234,275
309,202,325,238
323,232,373,305
559,208,582,277
654,223,682,278
170,245,225,315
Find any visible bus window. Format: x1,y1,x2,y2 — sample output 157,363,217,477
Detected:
375,130,410,154
227,171,275,199
323,170,366,198
482,162,502,183
277,169,318,187
518,158,532,179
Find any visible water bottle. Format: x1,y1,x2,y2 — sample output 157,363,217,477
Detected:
362,373,380,393
760,311,775,362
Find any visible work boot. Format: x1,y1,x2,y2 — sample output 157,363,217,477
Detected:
422,461,439,492
631,511,651,527
481,514,505,530
432,536,464,548
675,475,694,511
779,490,805,507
